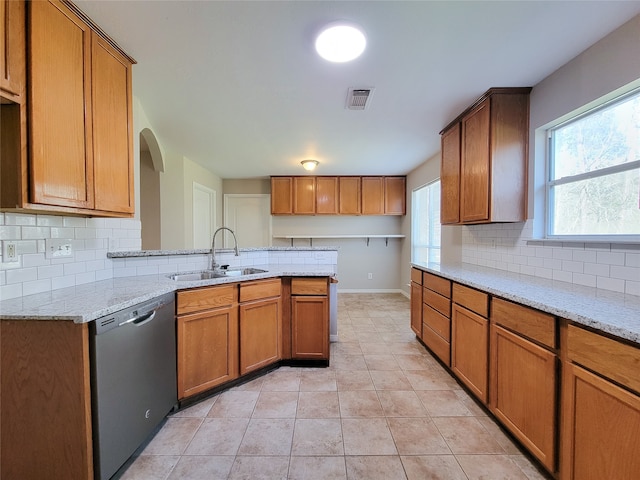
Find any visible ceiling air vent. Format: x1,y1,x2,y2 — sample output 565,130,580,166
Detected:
346,87,374,110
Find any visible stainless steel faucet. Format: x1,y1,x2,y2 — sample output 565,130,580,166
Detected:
211,227,239,270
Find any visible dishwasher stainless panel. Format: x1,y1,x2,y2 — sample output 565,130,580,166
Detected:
90,292,177,480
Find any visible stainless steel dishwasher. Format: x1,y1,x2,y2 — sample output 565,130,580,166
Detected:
90,292,177,480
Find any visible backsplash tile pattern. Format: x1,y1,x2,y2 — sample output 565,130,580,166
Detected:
0,212,338,301
462,220,639,296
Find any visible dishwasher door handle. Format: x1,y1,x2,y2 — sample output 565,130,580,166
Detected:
118,309,157,327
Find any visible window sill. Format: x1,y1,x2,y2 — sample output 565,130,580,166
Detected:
526,239,640,250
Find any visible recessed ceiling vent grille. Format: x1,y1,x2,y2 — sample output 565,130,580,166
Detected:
346,87,374,110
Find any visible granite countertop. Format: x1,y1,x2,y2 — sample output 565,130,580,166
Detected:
412,261,640,345
0,264,336,323
106,247,339,258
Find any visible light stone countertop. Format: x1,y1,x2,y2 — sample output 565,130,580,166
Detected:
106,247,339,258
0,264,336,323
412,261,640,345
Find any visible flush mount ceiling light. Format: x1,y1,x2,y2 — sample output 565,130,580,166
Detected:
301,159,319,171
315,22,366,63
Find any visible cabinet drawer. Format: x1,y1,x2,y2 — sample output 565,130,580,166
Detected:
453,283,488,317
423,288,450,317
423,272,451,298
411,268,422,285
177,284,236,315
291,277,328,295
422,322,451,366
423,304,450,342
239,278,281,303
567,324,640,395
491,298,556,349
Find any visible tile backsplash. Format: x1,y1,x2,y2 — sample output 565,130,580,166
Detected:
0,212,141,300
462,220,639,296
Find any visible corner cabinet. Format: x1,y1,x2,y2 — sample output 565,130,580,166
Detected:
1,0,135,217
271,175,405,216
440,87,531,224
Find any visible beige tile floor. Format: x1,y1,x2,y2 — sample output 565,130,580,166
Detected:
120,293,551,480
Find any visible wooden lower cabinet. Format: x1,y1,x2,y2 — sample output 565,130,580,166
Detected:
1,320,93,480
561,363,640,480
410,280,422,336
490,324,557,472
451,303,489,403
239,296,282,375
291,295,329,360
177,304,239,399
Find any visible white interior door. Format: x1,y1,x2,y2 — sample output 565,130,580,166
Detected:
224,194,272,247
193,182,216,249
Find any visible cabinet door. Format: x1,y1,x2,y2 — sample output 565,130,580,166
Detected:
293,176,316,214
410,281,422,337
561,363,640,480
271,177,293,214
339,177,361,214
0,0,26,99
384,176,406,215
361,176,384,215
460,99,490,223
291,295,329,360
177,305,238,399
92,33,134,214
490,325,556,472
29,0,93,209
316,176,338,214
440,123,460,224
451,303,489,403
239,297,281,375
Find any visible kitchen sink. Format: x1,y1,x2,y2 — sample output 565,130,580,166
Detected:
168,268,267,281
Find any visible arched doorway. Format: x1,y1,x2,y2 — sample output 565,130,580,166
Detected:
139,128,163,250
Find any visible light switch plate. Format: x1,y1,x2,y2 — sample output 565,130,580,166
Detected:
45,238,74,259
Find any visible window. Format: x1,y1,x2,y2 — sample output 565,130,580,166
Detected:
412,180,441,263
547,89,640,240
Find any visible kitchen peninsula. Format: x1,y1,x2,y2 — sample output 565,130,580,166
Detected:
0,246,337,480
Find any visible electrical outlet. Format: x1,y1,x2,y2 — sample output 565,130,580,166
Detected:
2,241,18,262
368,273,373,280
490,239,497,249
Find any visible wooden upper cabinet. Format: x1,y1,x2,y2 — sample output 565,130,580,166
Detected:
440,122,461,224
29,0,94,210
0,0,26,100
361,177,384,215
293,176,316,214
271,177,293,214
92,33,134,214
316,176,338,214
384,176,406,215
338,176,361,214
440,88,530,224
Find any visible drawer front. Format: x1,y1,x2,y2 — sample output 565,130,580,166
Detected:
453,283,488,317
423,304,451,342
423,272,451,298
239,278,281,303
411,268,423,285
422,322,451,366
177,284,236,315
491,298,556,349
291,277,328,295
423,288,450,317
567,324,640,395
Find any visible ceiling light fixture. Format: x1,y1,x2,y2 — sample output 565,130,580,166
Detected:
301,159,319,171
315,22,366,63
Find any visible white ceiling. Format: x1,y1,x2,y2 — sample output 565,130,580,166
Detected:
74,1,640,179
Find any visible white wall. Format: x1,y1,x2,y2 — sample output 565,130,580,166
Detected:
461,14,640,296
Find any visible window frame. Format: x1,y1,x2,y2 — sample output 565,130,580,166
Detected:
545,88,640,243
411,179,441,264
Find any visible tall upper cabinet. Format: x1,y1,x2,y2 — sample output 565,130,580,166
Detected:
0,0,26,100
439,88,531,225
1,0,136,217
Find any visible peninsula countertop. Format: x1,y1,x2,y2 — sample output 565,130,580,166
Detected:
412,261,640,345
0,264,336,323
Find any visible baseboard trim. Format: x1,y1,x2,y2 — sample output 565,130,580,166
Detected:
337,288,405,294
